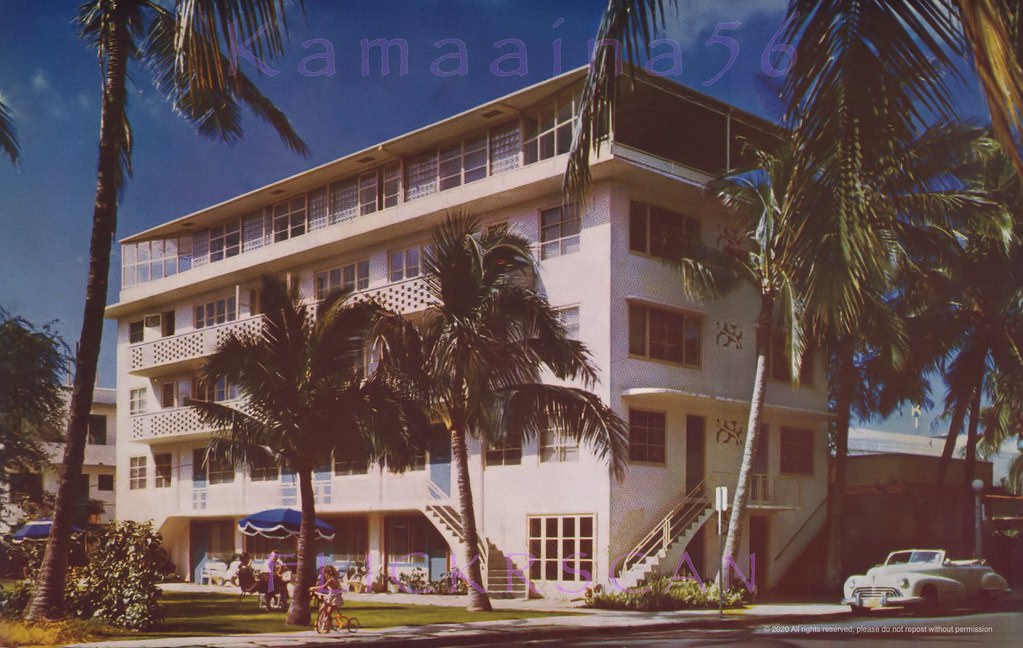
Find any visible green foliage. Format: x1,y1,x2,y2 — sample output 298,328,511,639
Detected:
0,581,33,618
585,575,748,611
0,540,43,580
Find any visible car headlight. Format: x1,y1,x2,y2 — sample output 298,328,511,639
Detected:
898,578,909,589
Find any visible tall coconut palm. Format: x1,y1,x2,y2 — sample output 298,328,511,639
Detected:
27,0,307,621
401,215,629,611
189,276,432,625
0,98,18,165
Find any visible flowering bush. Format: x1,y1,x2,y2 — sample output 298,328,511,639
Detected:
585,575,748,611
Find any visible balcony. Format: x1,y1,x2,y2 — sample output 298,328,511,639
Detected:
129,404,239,444
358,277,431,315
707,471,802,510
128,316,263,376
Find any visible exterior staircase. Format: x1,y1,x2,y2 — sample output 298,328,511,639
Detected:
485,541,531,598
615,480,714,590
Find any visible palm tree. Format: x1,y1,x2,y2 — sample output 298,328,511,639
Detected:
0,98,18,165
189,276,432,625
708,144,809,576
404,215,629,611
27,0,307,621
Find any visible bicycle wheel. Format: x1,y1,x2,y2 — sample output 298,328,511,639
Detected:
315,607,331,634
332,610,346,632
345,617,361,633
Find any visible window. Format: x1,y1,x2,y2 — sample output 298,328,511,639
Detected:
193,375,237,402
207,453,235,485
439,135,488,190
161,382,177,408
315,260,370,299
161,311,175,337
629,202,700,260
358,172,379,215
485,439,522,466
388,246,422,282
556,306,580,339
129,320,144,344
308,187,328,231
405,151,438,201
388,451,426,473
769,330,814,385
528,514,594,581
249,453,279,481
780,427,814,475
129,456,147,490
121,235,192,287
540,206,580,259
98,474,114,491
129,388,146,415
629,409,666,463
524,96,575,164
272,197,306,242
489,121,521,174
334,448,370,476
381,164,401,208
628,303,701,366
243,212,268,251
540,428,579,463
87,414,107,445
208,220,241,262
330,178,359,223
154,453,172,488
194,297,237,329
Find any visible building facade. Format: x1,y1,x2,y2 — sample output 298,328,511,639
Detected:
106,69,829,596
2,387,117,532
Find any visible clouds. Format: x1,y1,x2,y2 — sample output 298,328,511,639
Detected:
31,69,51,92
660,0,788,49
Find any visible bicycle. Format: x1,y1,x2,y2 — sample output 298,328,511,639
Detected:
313,591,360,634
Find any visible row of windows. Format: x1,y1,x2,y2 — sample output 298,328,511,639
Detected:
624,409,815,474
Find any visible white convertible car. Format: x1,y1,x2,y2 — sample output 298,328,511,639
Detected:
843,549,1009,613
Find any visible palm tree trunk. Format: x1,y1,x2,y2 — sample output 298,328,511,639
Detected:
25,11,128,622
823,340,854,591
722,295,773,592
450,421,492,611
936,395,970,486
287,468,316,626
962,384,982,555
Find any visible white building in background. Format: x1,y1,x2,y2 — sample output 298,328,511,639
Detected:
106,68,829,597
2,387,117,532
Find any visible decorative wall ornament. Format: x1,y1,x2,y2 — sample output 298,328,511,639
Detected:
715,418,744,446
715,321,743,349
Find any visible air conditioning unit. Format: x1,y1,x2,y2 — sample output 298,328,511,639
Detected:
144,314,162,328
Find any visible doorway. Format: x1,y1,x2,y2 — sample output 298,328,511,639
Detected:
685,415,705,494
749,516,769,597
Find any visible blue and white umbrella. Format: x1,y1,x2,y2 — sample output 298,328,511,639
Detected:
237,508,334,540
12,519,83,543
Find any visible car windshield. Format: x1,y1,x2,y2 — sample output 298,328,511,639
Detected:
887,551,940,565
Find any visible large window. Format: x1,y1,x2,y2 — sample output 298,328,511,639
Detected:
121,235,193,287
524,96,576,164
193,448,235,485
540,428,578,463
540,206,580,260
194,297,237,329
629,201,700,260
489,121,521,174
129,320,144,344
249,453,279,481
629,409,666,463
528,514,594,582
439,135,487,190
272,197,306,242
628,303,701,366
98,474,114,491
485,439,522,467
129,388,146,415
388,245,423,282
154,453,172,488
129,456,147,490
334,448,370,476
780,427,814,475
87,414,107,445
315,260,370,299
208,221,241,262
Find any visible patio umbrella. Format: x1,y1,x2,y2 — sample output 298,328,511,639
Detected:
12,519,83,543
237,508,334,540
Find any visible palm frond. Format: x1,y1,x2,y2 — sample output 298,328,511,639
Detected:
0,99,20,166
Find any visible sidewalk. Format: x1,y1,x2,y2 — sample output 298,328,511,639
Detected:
69,587,850,648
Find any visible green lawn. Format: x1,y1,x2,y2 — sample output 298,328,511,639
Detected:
102,590,572,640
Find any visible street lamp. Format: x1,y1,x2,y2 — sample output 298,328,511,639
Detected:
971,478,985,558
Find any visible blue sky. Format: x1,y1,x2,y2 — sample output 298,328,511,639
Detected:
0,1,990,436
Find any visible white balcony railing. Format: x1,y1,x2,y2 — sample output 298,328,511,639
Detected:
129,401,244,443
708,471,802,509
128,316,263,375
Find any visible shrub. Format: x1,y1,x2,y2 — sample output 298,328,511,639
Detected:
585,575,748,611
0,582,33,618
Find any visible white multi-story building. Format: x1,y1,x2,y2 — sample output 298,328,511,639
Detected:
106,68,829,597
2,387,117,532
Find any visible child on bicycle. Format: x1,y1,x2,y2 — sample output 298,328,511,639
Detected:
309,564,343,612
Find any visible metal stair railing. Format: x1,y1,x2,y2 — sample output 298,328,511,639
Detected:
423,480,487,577
619,479,709,576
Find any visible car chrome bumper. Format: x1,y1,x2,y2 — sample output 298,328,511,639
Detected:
843,594,921,608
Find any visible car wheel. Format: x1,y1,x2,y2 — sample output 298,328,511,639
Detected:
978,590,998,611
850,605,870,616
